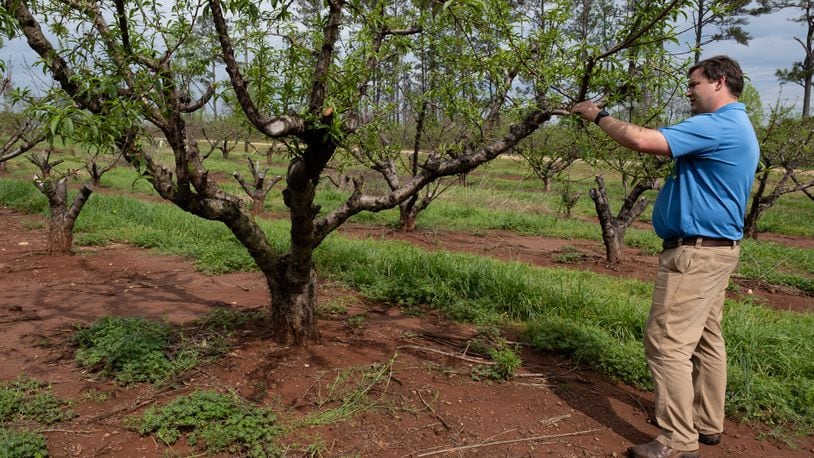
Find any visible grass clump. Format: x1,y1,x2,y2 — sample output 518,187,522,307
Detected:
302,357,395,427
467,326,523,381
0,428,48,458
471,347,522,382
190,307,268,334
130,390,283,457
73,316,178,384
0,377,74,424
73,311,251,385
524,317,651,389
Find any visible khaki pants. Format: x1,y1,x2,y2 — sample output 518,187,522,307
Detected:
645,243,740,451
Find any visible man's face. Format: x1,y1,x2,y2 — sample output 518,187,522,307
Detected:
685,68,721,115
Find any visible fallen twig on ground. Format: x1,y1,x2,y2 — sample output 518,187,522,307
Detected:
411,427,602,457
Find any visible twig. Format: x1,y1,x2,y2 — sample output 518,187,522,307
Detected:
413,428,602,457
539,413,571,426
37,428,96,434
397,345,494,365
417,389,451,431
514,372,548,378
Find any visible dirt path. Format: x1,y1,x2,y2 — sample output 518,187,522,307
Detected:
1,207,812,457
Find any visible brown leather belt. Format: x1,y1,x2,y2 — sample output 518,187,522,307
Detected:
662,237,739,250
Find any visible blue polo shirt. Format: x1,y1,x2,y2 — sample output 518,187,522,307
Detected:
653,102,759,241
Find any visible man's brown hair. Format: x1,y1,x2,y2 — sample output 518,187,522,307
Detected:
689,55,745,97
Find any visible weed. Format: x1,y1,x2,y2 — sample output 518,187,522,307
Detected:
402,305,425,317
80,389,111,402
131,390,283,457
73,316,175,384
553,246,585,264
0,377,74,424
346,314,367,331
302,357,396,427
469,335,522,382
318,301,349,316
73,315,226,385
0,428,48,458
193,307,267,334
300,436,328,457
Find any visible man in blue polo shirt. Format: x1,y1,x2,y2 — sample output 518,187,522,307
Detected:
571,55,759,458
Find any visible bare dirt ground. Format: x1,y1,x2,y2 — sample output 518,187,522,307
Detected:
1,206,813,457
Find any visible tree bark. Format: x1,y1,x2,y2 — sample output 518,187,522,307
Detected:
589,175,654,264
589,179,624,264
38,179,93,254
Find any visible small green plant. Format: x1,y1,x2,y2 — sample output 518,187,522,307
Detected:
346,314,367,331
300,436,328,457
466,326,522,381
0,428,48,458
318,301,348,316
73,316,176,384
471,346,522,381
80,389,111,402
0,377,74,424
130,390,283,457
73,314,243,385
553,246,585,264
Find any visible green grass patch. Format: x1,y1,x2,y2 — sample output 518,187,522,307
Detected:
72,310,246,384
130,390,284,457
0,428,48,458
0,377,74,425
73,317,181,384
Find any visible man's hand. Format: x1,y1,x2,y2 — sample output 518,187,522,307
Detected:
571,100,602,123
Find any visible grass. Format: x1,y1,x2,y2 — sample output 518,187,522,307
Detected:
0,377,72,458
298,357,396,427
0,428,48,458
129,390,284,457
0,377,74,425
71,308,264,385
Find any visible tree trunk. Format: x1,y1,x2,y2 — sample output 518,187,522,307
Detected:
744,170,770,239
589,175,653,264
47,209,73,253
399,204,418,232
542,175,552,192
38,180,93,254
589,180,623,264
252,197,263,214
267,265,319,345
743,205,764,240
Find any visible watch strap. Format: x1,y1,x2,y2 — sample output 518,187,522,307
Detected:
594,109,610,125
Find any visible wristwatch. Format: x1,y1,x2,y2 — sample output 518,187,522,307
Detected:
594,109,610,125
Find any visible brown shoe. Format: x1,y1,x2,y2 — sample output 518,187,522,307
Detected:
698,433,721,445
628,440,700,458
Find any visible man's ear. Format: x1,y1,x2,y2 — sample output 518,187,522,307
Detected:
715,76,726,91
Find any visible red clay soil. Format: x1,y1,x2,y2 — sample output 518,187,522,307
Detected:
1,207,813,457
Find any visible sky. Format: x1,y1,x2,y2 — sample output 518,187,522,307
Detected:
0,5,808,115
687,6,807,114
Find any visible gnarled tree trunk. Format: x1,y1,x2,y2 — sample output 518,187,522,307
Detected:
29,152,94,254
589,175,654,264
